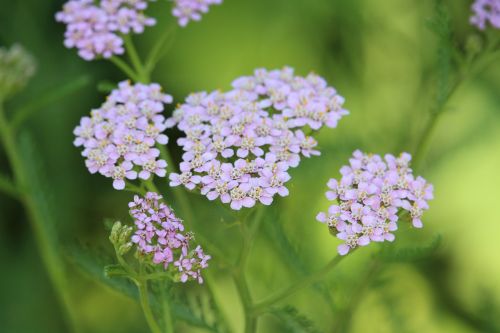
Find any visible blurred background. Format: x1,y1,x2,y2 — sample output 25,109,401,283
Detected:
1,0,499,332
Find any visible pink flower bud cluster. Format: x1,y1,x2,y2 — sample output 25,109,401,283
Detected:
129,192,210,283
316,150,434,255
167,67,348,210
470,0,500,30
56,0,156,60
172,0,222,27
74,81,172,190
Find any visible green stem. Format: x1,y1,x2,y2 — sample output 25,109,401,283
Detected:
159,281,174,333
123,35,147,82
412,77,461,169
332,260,381,332
413,44,500,169
11,75,90,131
157,143,196,228
0,174,20,199
109,56,141,82
233,208,265,333
137,278,163,333
252,255,345,315
0,102,80,332
145,22,177,76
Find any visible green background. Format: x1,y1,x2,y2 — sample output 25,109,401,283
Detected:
1,0,499,332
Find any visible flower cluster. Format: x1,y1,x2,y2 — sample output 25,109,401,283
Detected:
74,81,172,190
316,150,434,255
129,192,210,283
172,0,222,27
56,0,156,60
0,44,36,99
470,0,500,30
167,67,348,210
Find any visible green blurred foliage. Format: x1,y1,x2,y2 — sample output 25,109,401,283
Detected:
1,0,500,332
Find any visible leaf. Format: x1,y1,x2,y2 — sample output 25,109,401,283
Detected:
271,306,322,333
426,0,455,113
379,234,442,263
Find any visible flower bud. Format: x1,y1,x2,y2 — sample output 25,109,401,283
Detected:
0,44,36,100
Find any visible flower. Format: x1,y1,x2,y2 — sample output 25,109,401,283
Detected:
316,151,434,255
74,81,172,189
172,0,222,27
167,67,348,210
56,0,156,60
0,44,36,99
127,192,210,283
470,0,500,30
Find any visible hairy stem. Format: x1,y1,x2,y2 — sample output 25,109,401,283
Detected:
0,102,80,332
252,255,345,315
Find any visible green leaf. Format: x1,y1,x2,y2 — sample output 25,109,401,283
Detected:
379,234,442,263
271,306,322,333
17,133,80,329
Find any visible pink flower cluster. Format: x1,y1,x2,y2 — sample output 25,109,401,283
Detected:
172,0,222,27
316,150,434,255
167,67,348,210
74,81,172,190
55,0,156,60
470,0,500,30
129,192,210,283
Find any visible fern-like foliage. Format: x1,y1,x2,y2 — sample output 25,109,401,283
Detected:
378,234,442,263
271,305,322,333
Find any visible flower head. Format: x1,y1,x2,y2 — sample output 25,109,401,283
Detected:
111,192,210,283
56,0,156,60
167,67,348,210
74,81,172,189
470,0,500,30
316,151,434,255
0,44,36,99
172,0,222,27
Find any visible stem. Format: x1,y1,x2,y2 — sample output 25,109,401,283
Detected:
0,174,20,199
233,208,265,333
137,278,163,333
0,102,80,332
109,56,141,82
252,255,345,315
11,75,90,131
123,35,147,82
159,281,174,333
413,43,500,169
145,22,177,76
332,260,381,332
157,143,196,228
412,77,461,169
